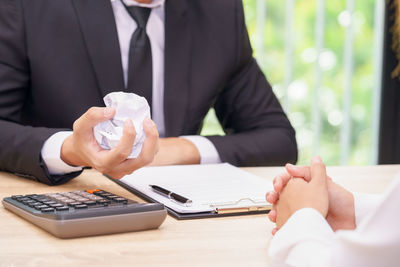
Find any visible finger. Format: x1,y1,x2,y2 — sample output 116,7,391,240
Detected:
266,191,279,204
310,156,327,186
103,119,137,167
273,172,291,193
268,209,277,223
137,118,159,165
285,163,311,182
113,118,159,175
74,107,115,134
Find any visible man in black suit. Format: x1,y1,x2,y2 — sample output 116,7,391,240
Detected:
0,0,297,185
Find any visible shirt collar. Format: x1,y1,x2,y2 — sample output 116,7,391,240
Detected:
119,0,165,8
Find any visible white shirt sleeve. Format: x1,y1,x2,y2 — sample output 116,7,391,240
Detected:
180,135,222,164
269,176,400,267
269,208,335,267
353,192,383,226
41,131,83,175
331,177,400,267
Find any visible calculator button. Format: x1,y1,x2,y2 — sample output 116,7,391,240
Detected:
68,202,82,207
36,205,49,209
114,197,128,203
42,201,57,205
22,199,36,204
11,195,24,200
49,204,64,208
83,201,96,206
74,204,88,209
51,195,65,199
27,202,41,208
16,197,30,202
37,198,51,202
41,208,55,213
34,198,48,202
97,200,110,205
55,206,70,211
86,189,100,194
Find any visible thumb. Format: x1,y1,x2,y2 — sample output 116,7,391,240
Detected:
309,156,327,187
74,107,116,133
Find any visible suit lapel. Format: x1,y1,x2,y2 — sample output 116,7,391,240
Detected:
164,0,191,137
72,0,125,98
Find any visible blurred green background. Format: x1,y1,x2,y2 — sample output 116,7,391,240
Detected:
201,0,378,166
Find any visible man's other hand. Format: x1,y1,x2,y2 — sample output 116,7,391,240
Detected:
149,137,201,166
60,107,159,179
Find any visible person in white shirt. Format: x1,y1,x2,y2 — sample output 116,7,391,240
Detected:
265,156,400,267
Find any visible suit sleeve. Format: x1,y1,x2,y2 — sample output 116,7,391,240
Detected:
0,0,82,185
206,0,297,167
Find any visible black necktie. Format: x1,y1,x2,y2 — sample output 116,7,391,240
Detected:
124,5,153,108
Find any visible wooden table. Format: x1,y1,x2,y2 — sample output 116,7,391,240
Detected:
0,165,399,266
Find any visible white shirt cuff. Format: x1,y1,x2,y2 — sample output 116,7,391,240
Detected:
180,135,222,164
353,192,383,227
269,208,335,267
41,131,83,175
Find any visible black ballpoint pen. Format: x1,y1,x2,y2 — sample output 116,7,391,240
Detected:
149,185,193,205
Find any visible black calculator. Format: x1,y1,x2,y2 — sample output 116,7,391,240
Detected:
2,189,167,238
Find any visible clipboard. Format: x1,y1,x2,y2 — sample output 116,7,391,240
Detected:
107,163,272,220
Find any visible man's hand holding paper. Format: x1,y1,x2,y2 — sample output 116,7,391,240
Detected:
60,92,159,179
94,92,151,159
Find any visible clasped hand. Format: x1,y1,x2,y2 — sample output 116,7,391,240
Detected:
266,156,356,234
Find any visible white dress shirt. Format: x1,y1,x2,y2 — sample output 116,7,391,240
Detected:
41,0,221,175
269,175,400,267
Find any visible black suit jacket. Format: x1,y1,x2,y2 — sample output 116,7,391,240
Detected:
0,0,297,185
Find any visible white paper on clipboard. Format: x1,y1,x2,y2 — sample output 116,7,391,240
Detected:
119,163,273,214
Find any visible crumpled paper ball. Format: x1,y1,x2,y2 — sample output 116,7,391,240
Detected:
94,92,151,159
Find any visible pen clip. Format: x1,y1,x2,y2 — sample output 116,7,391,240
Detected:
170,197,193,207
149,185,193,207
